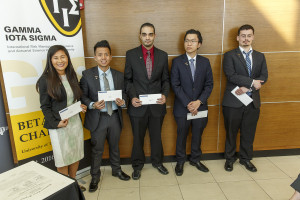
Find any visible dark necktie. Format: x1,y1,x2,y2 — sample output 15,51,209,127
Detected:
189,58,195,81
243,50,252,96
103,73,112,116
146,50,152,79
243,50,252,76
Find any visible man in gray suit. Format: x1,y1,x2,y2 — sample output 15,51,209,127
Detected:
124,22,170,180
80,40,130,192
222,24,268,172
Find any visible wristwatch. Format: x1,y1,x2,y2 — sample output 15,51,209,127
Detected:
92,103,96,109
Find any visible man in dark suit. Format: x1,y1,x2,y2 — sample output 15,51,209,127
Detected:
222,24,268,172
171,29,213,176
124,22,170,180
80,40,130,192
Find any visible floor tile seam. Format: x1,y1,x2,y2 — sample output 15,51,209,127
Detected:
139,183,181,188
266,157,295,178
253,177,293,182
174,183,185,200
216,179,256,183
237,163,260,181
218,179,273,200
138,178,141,200
252,178,274,200
139,184,184,200
206,164,230,199
96,188,101,200
100,185,140,190
170,162,186,200
169,163,181,183
177,181,220,187
171,162,182,188
214,180,230,200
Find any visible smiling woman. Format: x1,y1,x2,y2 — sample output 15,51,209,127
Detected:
51,50,69,75
35,45,87,191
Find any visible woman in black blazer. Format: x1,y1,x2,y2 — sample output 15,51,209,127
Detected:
36,45,87,187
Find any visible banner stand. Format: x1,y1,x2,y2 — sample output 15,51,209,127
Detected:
0,62,18,164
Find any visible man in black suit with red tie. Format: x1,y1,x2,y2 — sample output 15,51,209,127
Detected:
171,29,213,176
124,22,170,180
222,24,268,172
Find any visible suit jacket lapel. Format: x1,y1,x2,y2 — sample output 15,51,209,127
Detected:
182,54,194,83
111,69,117,89
251,50,257,77
137,45,148,79
152,47,159,78
92,66,101,92
194,55,201,82
235,48,249,75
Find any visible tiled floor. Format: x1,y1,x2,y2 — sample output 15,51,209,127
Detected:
78,155,300,200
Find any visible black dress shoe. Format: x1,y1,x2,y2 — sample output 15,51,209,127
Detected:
175,163,184,176
224,161,234,172
132,170,141,180
112,170,131,181
153,164,169,175
89,178,100,192
190,161,209,172
239,160,257,172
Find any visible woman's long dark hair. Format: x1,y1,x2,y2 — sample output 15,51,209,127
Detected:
36,45,82,102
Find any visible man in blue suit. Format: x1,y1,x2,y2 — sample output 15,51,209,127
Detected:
171,29,213,176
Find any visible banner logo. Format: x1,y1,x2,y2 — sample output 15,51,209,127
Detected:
39,0,81,37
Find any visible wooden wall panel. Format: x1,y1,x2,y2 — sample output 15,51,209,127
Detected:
254,103,300,150
83,0,224,56
261,52,300,102
224,0,300,52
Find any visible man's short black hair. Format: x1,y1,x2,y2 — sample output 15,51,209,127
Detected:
94,40,111,55
238,24,255,35
184,29,203,44
140,22,155,34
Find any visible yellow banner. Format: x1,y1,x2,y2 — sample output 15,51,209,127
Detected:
11,111,90,160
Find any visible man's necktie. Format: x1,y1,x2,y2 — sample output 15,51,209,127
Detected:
243,50,252,96
243,50,252,76
146,50,152,79
103,73,112,116
189,58,195,81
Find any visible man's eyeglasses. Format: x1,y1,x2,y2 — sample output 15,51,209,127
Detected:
184,40,198,44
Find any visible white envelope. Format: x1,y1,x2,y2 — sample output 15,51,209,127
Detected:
98,90,122,102
231,86,253,106
187,110,208,120
139,94,161,105
59,101,82,120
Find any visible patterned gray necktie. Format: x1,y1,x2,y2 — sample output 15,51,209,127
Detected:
103,73,112,116
243,50,252,96
243,50,252,76
189,58,195,81
146,50,152,79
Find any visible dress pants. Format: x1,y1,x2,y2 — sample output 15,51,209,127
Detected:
223,103,260,162
90,112,121,179
130,106,165,170
175,116,208,164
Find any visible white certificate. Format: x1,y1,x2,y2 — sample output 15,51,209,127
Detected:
231,86,253,106
59,101,82,120
0,161,74,200
98,90,122,101
187,110,208,120
139,94,161,105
